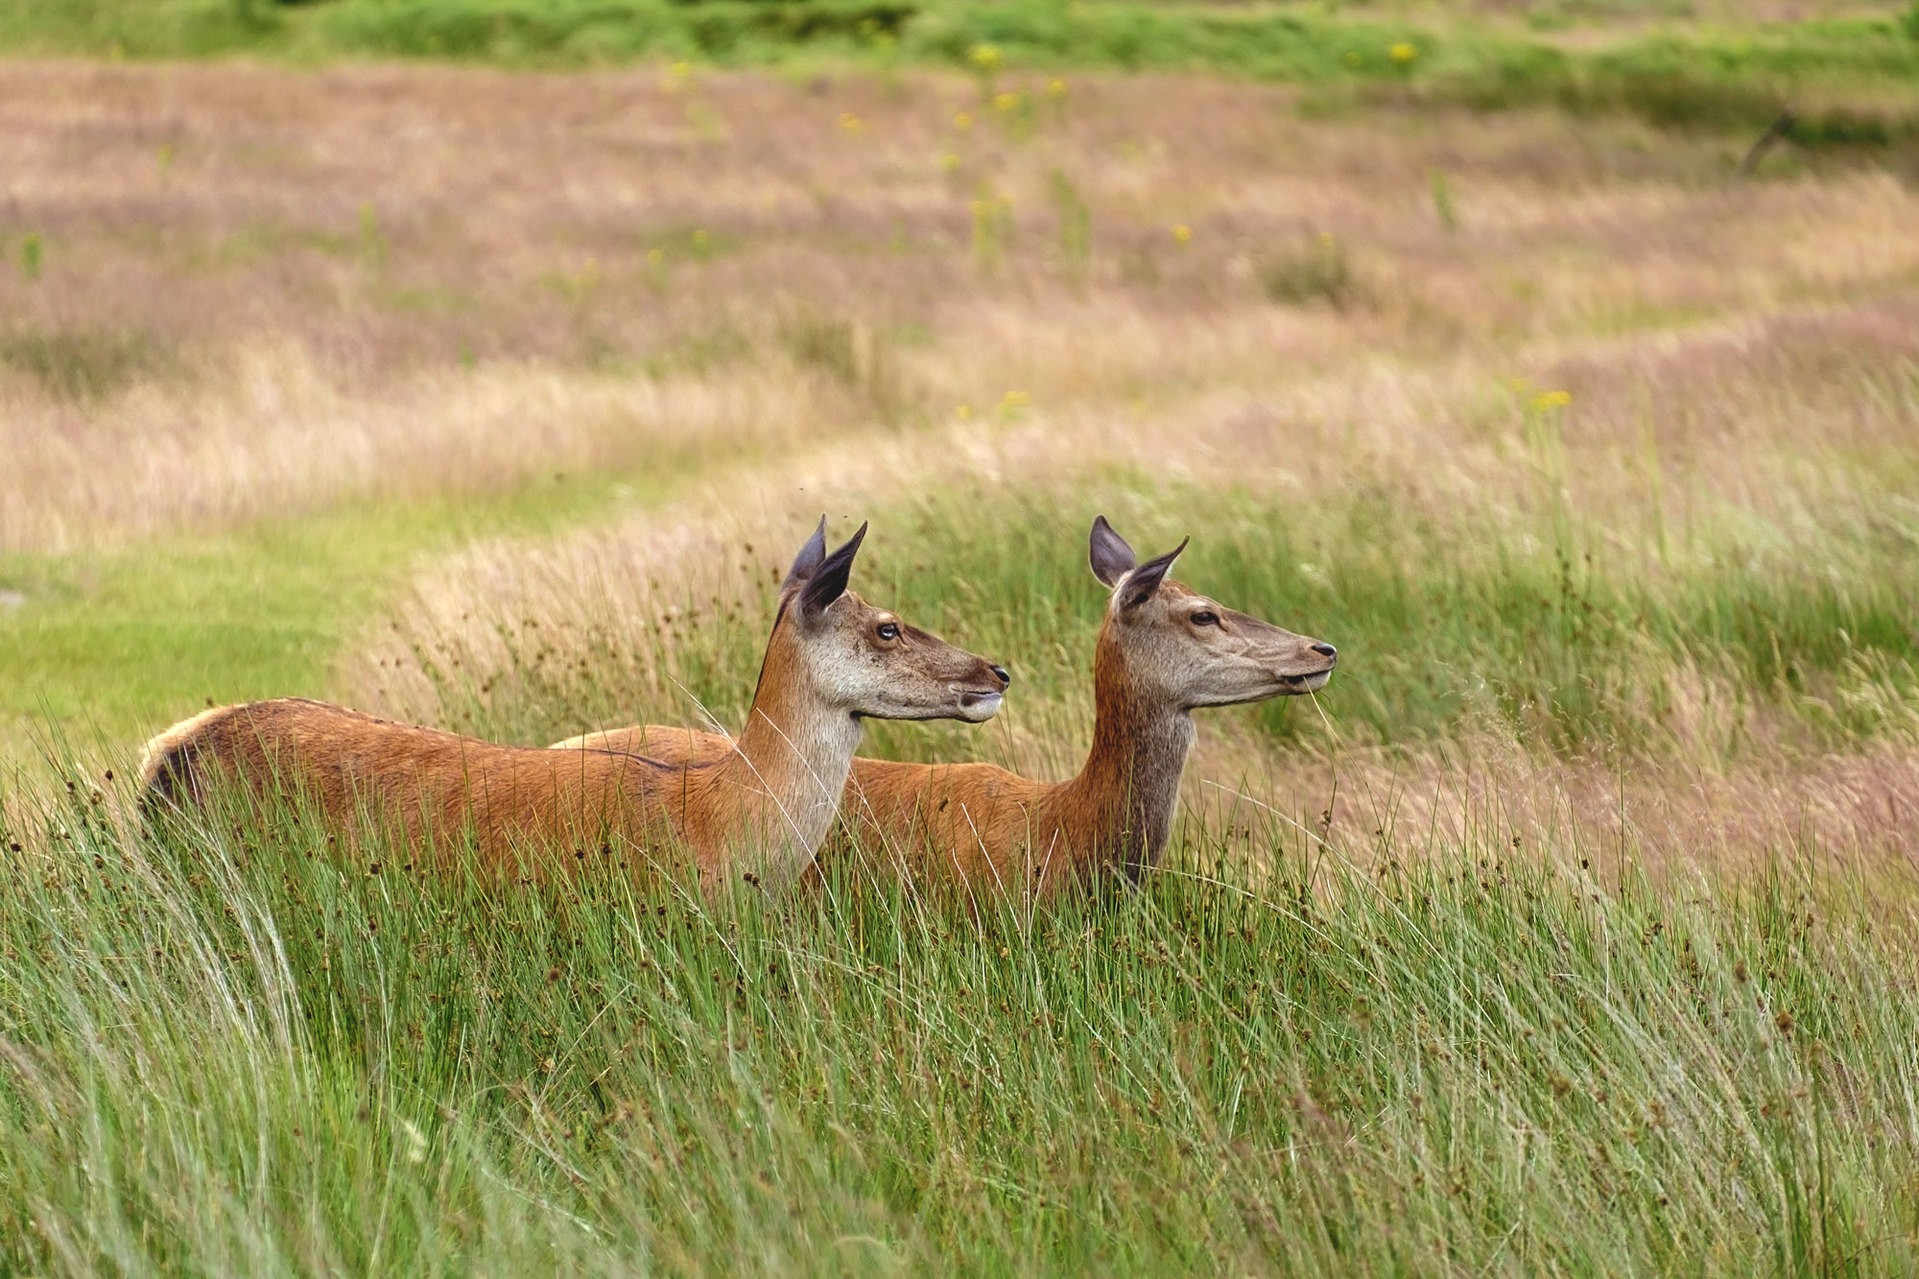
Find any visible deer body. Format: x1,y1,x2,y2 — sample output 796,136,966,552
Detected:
141,521,1010,892
830,643,1199,893
553,516,1336,896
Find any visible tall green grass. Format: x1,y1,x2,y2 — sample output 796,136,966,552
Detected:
414,475,1919,764
2,772,1915,1273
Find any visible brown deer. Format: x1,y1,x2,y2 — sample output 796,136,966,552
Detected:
140,519,1012,893
552,516,1336,896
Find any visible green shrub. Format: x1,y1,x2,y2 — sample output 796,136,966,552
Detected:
0,327,165,403
1258,234,1360,310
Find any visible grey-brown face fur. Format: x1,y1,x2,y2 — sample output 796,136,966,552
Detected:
1089,515,1336,711
799,590,1010,722
1109,579,1335,708
775,518,1010,723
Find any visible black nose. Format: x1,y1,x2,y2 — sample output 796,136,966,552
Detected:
990,665,1011,686
1311,643,1337,659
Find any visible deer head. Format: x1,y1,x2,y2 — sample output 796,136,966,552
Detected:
767,518,1011,723
1088,514,1336,709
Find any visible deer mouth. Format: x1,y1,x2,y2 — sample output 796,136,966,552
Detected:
955,689,1005,720
1276,670,1334,695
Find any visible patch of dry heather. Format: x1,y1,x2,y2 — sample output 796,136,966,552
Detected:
0,350,864,551
1189,728,1919,889
5,62,1918,550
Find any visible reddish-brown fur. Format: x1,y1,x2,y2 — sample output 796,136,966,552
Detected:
141,521,1009,893
554,517,1337,897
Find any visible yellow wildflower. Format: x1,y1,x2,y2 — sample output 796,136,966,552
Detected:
941,152,961,171
839,112,864,134
1533,389,1573,410
1171,224,1193,244
969,44,1001,70
1047,78,1068,98
955,404,973,420
1389,42,1419,63
992,91,1020,113
954,111,974,131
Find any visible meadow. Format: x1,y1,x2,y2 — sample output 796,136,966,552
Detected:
3,5,1919,1270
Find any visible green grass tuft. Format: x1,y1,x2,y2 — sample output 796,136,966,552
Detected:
0,327,166,403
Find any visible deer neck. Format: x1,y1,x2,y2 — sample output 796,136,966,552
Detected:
707,629,862,880
1061,634,1195,877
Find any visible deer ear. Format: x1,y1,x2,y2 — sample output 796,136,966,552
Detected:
800,521,867,618
783,516,829,591
1089,515,1137,587
1117,537,1188,611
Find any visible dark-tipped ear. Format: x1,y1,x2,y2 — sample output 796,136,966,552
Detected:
783,516,829,591
800,521,867,617
1089,514,1136,587
1117,536,1188,611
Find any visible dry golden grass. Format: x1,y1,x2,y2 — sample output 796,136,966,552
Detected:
6,62,1915,551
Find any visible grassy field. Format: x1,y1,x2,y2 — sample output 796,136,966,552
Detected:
4,13,1919,1271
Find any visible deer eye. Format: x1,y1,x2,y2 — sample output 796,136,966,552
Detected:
1190,611,1219,627
876,622,901,641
